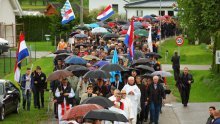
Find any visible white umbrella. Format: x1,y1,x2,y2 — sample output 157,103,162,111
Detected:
151,71,172,77
0,38,9,45
91,27,108,34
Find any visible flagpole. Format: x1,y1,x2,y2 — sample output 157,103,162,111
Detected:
80,0,84,26
159,0,162,52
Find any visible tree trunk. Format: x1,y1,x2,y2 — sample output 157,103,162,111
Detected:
212,31,220,73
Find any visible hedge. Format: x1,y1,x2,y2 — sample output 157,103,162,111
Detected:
16,16,50,41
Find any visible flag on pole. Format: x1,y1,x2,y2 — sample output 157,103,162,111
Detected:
124,19,134,60
110,48,122,82
148,25,153,52
61,0,75,25
14,33,29,82
97,5,114,21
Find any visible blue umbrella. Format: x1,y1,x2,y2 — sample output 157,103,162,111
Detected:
93,61,109,67
89,23,100,28
74,34,88,38
65,56,87,65
143,15,153,19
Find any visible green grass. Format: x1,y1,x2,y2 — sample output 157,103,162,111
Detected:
167,70,220,102
159,38,212,65
2,57,54,124
26,41,56,52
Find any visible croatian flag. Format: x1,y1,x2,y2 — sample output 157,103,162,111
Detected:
61,0,75,25
14,33,29,82
97,5,114,21
124,19,134,60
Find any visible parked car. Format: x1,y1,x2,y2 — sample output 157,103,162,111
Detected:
0,79,20,121
0,38,10,55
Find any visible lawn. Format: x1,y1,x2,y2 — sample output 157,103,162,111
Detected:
26,41,56,52
2,57,54,124
167,70,220,102
159,38,212,65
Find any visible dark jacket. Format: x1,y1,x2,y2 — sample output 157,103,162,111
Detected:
137,83,147,103
171,55,180,69
179,73,194,88
111,81,124,91
32,71,47,90
147,83,165,104
93,85,108,97
20,74,34,90
56,83,73,104
206,116,214,124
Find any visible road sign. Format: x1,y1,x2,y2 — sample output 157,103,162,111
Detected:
176,36,184,46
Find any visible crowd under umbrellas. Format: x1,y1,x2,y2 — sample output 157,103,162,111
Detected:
47,15,177,124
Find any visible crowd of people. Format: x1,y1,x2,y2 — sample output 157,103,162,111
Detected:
18,16,220,124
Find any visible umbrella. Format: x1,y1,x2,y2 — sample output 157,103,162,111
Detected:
142,22,150,27
122,25,139,30
69,32,79,37
105,55,127,62
0,38,9,45
65,56,87,65
116,20,128,25
73,26,90,30
83,70,111,79
54,50,68,54
91,27,108,34
65,65,89,76
151,71,172,77
150,14,157,17
100,64,127,72
74,34,88,38
54,53,71,61
103,33,119,41
131,58,151,66
134,50,145,60
156,16,166,21
164,15,170,18
134,29,149,37
83,55,100,61
145,52,162,58
88,23,100,28
134,22,143,28
143,15,153,19
47,70,73,81
83,109,128,122
62,104,104,120
96,21,104,26
81,96,114,108
135,65,155,72
93,60,109,67
119,30,127,35
75,44,87,48
141,73,153,78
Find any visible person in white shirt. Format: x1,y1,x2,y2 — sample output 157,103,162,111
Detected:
109,89,120,102
121,90,134,123
122,76,141,124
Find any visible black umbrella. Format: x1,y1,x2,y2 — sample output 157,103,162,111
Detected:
99,64,127,72
83,70,111,79
134,50,145,60
150,14,157,17
103,33,119,41
54,53,71,61
74,34,88,38
145,52,162,58
81,96,114,108
75,44,87,48
83,109,128,122
131,58,151,66
135,65,155,72
69,32,79,37
116,20,128,25
141,73,153,78
65,65,89,77
54,50,68,54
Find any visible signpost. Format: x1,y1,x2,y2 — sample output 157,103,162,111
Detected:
176,36,184,55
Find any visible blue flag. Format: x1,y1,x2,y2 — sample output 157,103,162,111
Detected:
110,49,122,82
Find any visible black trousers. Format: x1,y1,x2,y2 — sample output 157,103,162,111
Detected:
36,89,44,108
173,68,180,81
180,87,190,105
144,104,150,121
137,102,145,124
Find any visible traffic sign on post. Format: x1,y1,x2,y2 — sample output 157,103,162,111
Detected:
176,36,184,46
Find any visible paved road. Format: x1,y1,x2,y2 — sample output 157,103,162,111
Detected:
162,64,211,71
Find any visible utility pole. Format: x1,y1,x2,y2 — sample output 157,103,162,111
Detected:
80,0,84,26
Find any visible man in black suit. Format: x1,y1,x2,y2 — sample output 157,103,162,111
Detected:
171,51,180,81
111,74,124,91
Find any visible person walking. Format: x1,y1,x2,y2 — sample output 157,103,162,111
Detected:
171,51,180,81
20,68,34,111
147,76,165,124
32,66,47,109
206,106,216,124
122,76,141,124
179,67,194,107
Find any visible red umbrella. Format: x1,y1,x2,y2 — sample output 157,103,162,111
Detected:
62,104,104,120
156,16,166,21
142,22,150,28
164,15,170,18
108,22,116,28
120,30,127,35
